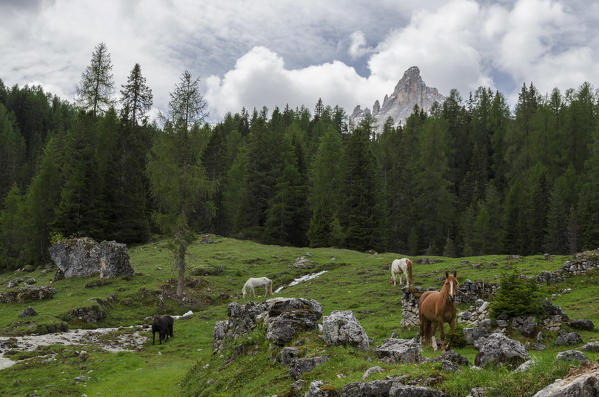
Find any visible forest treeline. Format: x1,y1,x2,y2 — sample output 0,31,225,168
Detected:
1,44,599,270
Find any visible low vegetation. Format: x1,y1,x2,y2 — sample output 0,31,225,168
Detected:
0,236,597,396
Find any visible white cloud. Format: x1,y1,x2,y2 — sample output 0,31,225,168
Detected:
348,31,373,59
2,0,599,120
205,46,388,117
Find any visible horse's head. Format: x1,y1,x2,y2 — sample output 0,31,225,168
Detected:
444,271,459,302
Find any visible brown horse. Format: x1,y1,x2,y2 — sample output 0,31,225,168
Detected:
418,271,458,351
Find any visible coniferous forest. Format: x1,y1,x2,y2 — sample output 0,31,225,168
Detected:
1,43,599,271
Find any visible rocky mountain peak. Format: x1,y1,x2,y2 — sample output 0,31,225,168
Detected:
394,66,422,92
350,66,445,133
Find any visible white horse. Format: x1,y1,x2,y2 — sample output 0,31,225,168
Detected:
390,258,413,287
242,277,274,298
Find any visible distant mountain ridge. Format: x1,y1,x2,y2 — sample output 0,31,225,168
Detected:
350,66,445,131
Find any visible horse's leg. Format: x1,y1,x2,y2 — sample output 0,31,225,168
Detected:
447,317,456,351
264,284,268,297
392,271,396,286
430,322,438,351
438,319,446,352
152,330,155,345
419,313,425,346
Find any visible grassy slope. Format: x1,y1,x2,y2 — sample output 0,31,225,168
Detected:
0,236,597,396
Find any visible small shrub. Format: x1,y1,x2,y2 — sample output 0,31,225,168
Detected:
489,267,543,319
451,323,467,348
49,231,73,246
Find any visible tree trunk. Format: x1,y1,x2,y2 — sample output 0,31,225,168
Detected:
176,236,186,298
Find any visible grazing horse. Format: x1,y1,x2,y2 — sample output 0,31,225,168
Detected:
152,315,174,345
418,271,458,351
390,258,413,287
242,277,274,298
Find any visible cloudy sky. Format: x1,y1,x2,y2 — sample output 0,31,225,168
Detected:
1,0,598,121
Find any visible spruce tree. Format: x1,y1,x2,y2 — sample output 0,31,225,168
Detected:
263,133,306,245
0,184,26,270
21,136,64,264
0,103,26,200
341,114,385,251
307,125,345,247
414,117,454,254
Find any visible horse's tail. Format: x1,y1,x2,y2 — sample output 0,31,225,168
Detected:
407,259,413,286
268,278,273,295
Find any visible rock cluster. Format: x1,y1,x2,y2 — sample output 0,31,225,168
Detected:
458,299,491,327
304,379,446,397
293,255,314,269
536,250,599,284
400,287,424,328
322,310,370,350
540,299,569,331
67,305,107,323
341,380,445,397
212,298,322,352
49,237,133,279
455,280,499,305
6,277,36,289
0,286,56,303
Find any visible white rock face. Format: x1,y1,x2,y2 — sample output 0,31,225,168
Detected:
350,66,445,133
532,368,599,396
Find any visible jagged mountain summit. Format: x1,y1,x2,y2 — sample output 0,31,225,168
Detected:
350,66,445,132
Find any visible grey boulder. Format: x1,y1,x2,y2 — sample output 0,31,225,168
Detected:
289,356,327,379
554,330,583,346
463,327,489,345
569,319,594,331
49,237,133,279
581,342,599,352
322,310,370,350
18,306,38,318
280,347,299,365
474,333,530,368
556,350,589,363
374,338,422,364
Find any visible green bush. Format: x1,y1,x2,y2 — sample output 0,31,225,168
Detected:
489,267,543,319
451,323,467,348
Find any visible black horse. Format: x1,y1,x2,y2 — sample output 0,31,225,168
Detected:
152,315,174,344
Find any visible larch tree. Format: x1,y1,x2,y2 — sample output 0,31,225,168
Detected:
120,63,153,125
77,43,115,117
147,70,214,298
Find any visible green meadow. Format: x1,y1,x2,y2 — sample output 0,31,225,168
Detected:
0,236,597,396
